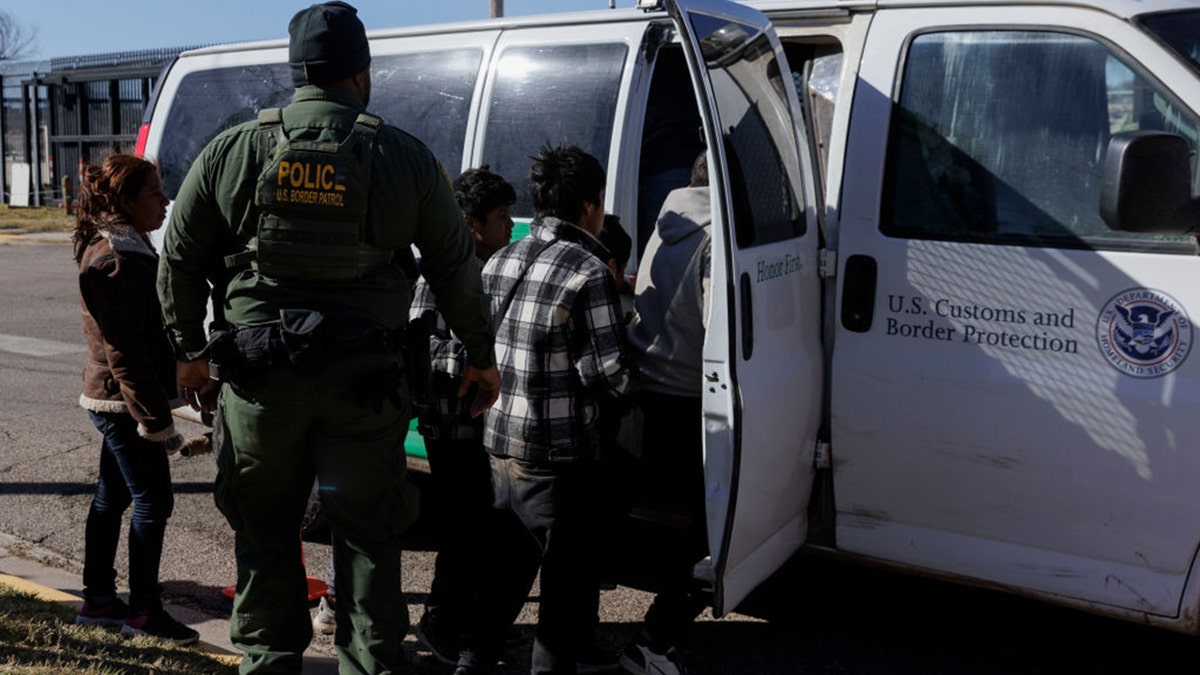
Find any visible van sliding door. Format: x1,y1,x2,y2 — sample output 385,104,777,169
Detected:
667,0,823,616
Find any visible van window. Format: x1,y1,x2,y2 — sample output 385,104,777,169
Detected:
785,43,843,208
480,43,627,217
1141,10,1200,77
689,13,805,248
370,49,483,173
156,50,482,200
882,30,1200,252
156,63,292,198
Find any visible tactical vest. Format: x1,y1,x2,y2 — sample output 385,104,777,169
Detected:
226,108,393,282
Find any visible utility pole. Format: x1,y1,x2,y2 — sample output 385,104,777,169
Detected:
490,0,503,18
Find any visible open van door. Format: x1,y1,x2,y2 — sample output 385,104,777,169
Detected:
661,0,824,615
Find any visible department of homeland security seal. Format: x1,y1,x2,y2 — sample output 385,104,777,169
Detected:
1096,288,1192,378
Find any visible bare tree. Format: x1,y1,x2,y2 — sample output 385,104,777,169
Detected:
0,10,36,61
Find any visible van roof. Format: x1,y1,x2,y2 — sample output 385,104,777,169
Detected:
176,0,1197,59
749,0,1199,18
175,7,656,58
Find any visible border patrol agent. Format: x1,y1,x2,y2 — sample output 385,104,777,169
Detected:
156,3,499,673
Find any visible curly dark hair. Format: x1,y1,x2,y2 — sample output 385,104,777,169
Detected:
452,165,516,222
72,154,158,261
528,144,606,225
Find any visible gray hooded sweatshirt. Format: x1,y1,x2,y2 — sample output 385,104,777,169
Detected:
627,186,711,397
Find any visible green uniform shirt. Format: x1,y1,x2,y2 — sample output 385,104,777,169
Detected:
157,84,494,369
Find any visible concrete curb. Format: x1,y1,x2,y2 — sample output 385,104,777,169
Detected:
0,572,80,603
0,230,72,244
0,535,339,672
0,571,241,666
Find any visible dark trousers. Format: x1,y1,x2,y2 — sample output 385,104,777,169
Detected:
637,392,708,651
422,434,492,636
216,352,417,675
82,410,175,613
459,455,602,675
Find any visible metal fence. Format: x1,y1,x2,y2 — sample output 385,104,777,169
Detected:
0,45,204,207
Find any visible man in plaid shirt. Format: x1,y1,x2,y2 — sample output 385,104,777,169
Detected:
457,144,635,675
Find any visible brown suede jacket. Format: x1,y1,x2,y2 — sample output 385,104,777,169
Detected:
77,217,179,441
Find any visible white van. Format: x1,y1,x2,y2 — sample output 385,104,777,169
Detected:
139,0,1200,633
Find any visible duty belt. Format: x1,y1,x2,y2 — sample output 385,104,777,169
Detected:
205,309,402,385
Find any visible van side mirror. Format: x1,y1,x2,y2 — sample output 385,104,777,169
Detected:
1100,131,1200,235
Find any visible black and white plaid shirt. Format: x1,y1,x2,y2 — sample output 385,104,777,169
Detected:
482,217,634,462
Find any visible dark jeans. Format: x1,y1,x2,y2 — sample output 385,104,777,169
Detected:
82,410,175,613
459,455,603,675
423,435,493,636
637,392,708,651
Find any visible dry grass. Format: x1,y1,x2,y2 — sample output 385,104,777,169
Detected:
0,585,235,674
0,205,75,234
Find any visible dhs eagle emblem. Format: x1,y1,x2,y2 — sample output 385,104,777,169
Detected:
1096,288,1192,378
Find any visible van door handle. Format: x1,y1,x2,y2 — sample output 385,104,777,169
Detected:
841,254,877,333
740,272,754,360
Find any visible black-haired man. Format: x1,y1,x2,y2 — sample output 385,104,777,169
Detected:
457,144,635,675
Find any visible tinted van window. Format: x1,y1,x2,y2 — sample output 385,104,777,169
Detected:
370,49,483,173
481,43,627,216
156,63,292,197
156,50,482,199
1142,10,1200,77
689,13,805,248
882,30,1199,252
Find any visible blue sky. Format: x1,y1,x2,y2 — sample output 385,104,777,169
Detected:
1,1,619,60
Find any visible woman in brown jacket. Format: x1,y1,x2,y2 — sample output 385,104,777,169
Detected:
71,154,198,645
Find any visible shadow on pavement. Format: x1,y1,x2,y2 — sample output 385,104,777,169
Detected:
0,481,215,495
728,552,1200,674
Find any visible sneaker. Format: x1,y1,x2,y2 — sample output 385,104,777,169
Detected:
576,642,620,673
121,609,200,646
75,597,129,628
414,613,461,666
313,596,336,635
618,640,686,675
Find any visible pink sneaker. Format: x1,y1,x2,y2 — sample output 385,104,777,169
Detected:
75,597,129,628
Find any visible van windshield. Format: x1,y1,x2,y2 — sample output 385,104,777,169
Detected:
1141,11,1200,76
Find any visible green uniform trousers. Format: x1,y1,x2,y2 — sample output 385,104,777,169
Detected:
214,351,418,675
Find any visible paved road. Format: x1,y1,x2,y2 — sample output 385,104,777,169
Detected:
4,238,1200,673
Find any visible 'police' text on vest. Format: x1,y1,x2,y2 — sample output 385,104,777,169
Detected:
276,160,347,207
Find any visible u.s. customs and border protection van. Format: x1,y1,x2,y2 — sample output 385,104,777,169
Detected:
139,0,1200,632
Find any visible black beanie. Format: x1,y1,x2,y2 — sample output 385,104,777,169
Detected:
288,1,370,87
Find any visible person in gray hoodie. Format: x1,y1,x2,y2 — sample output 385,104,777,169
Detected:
620,152,710,675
